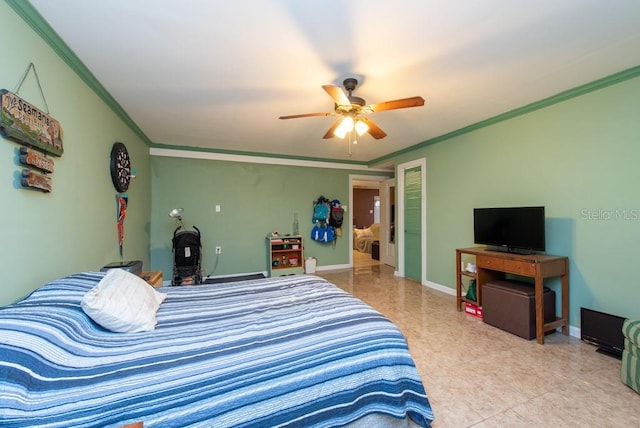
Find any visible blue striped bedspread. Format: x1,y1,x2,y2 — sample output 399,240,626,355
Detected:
0,272,434,427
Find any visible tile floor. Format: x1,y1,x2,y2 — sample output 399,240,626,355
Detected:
318,255,639,427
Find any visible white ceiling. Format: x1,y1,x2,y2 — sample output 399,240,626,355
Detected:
29,0,640,163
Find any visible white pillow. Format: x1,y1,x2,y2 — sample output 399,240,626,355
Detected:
81,269,167,333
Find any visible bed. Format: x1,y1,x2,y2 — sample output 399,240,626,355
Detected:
0,272,434,427
354,223,380,253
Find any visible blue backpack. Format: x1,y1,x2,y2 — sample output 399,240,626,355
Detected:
312,197,330,224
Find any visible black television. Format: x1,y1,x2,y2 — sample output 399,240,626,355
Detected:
473,206,545,253
580,307,625,359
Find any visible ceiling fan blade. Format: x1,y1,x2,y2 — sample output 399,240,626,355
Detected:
367,96,425,113
322,85,351,106
279,112,334,120
322,118,342,139
361,117,387,139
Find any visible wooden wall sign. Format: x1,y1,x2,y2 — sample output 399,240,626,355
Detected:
21,169,52,192
0,89,63,157
19,146,54,173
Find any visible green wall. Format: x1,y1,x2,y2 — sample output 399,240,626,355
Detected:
150,155,383,281
0,2,151,305
392,75,640,325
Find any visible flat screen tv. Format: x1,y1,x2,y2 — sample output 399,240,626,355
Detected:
473,206,545,253
580,307,624,359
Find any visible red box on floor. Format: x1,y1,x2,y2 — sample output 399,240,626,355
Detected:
465,302,483,319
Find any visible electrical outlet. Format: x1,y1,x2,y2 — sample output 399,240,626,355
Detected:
215,246,222,254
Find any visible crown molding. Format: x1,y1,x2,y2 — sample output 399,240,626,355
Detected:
5,0,153,146
150,147,391,172
371,65,640,165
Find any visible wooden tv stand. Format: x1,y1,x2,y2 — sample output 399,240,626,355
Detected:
456,247,569,344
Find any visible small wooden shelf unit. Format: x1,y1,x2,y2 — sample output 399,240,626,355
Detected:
456,247,569,344
267,236,304,276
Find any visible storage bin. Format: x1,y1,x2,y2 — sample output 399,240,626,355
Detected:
304,257,317,274
371,241,380,260
482,280,555,340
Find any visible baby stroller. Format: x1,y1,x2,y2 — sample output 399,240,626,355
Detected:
172,226,203,285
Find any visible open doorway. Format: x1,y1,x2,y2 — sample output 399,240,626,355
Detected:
349,174,393,268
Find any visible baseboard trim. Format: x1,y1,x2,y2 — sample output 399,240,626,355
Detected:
423,280,456,296
569,325,580,339
316,263,351,272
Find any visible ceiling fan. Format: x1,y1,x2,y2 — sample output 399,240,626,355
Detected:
279,78,425,141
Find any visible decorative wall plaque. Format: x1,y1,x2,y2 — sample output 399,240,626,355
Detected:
21,169,52,192
1,89,63,156
19,146,54,173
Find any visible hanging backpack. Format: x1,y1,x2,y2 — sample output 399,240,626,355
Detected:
312,196,330,224
311,196,337,243
328,199,344,228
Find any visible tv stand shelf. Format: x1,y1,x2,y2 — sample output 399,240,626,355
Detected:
456,247,569,344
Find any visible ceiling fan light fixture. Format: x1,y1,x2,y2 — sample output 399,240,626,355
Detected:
280,77,424,147
334,116,354,139
355,119,369,136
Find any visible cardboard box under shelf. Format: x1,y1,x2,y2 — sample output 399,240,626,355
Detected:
464,302,483,319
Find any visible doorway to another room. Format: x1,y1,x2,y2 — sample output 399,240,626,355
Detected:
350,175,395,269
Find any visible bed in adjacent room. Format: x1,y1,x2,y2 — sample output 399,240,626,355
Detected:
0,272,434,427
353,223,380,253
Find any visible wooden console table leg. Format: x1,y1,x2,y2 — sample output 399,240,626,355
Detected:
456,250,462,311
561,260,570,336
535,276,545,345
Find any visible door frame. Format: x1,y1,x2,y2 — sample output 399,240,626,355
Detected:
380,178,396,266
396,158,427,283
349,174,390,267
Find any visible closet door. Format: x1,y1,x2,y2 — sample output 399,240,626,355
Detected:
404,166,422,281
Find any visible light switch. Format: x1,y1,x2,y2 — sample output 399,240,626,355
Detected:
342,205,348,212
215,204,221,213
